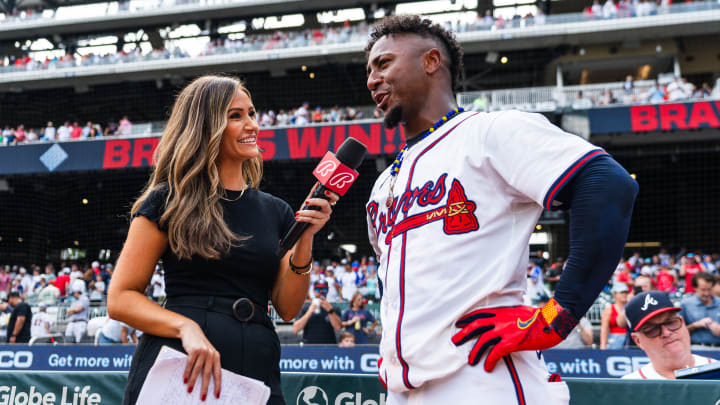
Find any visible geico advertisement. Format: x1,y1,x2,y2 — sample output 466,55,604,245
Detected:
0,385,101,405
296,386,385,405
0,346,134,371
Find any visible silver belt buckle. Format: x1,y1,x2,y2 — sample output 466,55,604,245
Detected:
232,298,255,322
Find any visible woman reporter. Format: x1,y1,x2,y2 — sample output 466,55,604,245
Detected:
108,75,337,405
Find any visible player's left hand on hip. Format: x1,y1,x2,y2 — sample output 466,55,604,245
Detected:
451,298,577,372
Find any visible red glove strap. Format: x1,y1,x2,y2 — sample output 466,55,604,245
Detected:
543,298,578,339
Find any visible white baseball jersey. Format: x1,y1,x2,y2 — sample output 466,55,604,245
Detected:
365,110,605,400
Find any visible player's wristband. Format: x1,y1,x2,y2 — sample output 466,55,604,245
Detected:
542,298,578,339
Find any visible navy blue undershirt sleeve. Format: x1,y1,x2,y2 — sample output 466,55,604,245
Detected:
551,154,638,319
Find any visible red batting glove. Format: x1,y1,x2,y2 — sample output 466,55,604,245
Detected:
451,298,577,372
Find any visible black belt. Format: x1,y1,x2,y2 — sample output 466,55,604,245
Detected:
165,296,273,329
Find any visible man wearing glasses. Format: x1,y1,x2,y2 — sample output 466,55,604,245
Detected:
292,281,342,344
680,273,720,348
622,291,716,379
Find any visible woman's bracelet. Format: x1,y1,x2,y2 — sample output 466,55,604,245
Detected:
289,253,312,275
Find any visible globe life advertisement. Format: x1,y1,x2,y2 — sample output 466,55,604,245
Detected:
0,385,101,405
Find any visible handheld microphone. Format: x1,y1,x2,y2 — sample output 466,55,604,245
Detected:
278,137,367,258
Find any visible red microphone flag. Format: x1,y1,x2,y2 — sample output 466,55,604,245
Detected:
312,151,359,196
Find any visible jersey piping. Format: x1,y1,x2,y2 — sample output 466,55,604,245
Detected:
543,149,607,210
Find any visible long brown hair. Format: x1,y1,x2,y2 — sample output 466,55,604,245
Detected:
131,75,263,260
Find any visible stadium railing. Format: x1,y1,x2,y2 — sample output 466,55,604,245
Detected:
458,78,720,113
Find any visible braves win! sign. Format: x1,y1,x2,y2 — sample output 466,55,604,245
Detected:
588,101,720,134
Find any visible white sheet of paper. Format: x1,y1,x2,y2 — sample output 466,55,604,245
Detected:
135,346,270,405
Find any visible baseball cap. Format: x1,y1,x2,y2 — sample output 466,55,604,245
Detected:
625,291,680,332
341,259,348,265
92,261,100,268
352,261,360,269
38,302,48,310
8,291,20,299
610,283,629,293
313,281,329,290
19,268,26,274
61,267,71,274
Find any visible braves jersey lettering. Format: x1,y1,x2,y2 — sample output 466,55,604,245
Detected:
387,179,478,244
366,110,604,395
368,174,480,244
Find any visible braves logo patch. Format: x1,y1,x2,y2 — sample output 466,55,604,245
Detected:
385,179,479,243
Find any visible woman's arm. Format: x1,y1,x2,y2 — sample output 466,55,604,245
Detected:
271,191,339,321
578,321,594,346
107,216,222,400
599,305,610,350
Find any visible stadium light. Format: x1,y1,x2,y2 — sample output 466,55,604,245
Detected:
630,173,637,179
500,56,508,64
535,224,542,231
309,73,315,79
17,237,23,243
301,65,307,71
529,232,548,245
82,198,89,205
340,244,357,254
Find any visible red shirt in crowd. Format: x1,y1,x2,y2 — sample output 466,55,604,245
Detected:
70,126,83,139
656,269,675,292
54,274,70,296
683,263,702,293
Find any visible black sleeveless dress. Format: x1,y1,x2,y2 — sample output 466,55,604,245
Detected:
122,184,295,405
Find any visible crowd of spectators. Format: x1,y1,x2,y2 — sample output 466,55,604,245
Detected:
0,102,376,147
256,101,370,128
3,0,716,74
2,246,718,347
0,116,132,146
291,255,380,345
570,75,716,110
0,260,164,344
528,248,720,349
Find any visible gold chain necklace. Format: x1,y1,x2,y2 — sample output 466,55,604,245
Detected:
220,186,247,202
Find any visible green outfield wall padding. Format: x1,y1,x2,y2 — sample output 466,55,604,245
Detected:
0,371,718,404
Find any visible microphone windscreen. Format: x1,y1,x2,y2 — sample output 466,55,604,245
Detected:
334,137,367,170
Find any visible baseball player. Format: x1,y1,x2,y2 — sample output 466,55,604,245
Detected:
364,15,638,404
